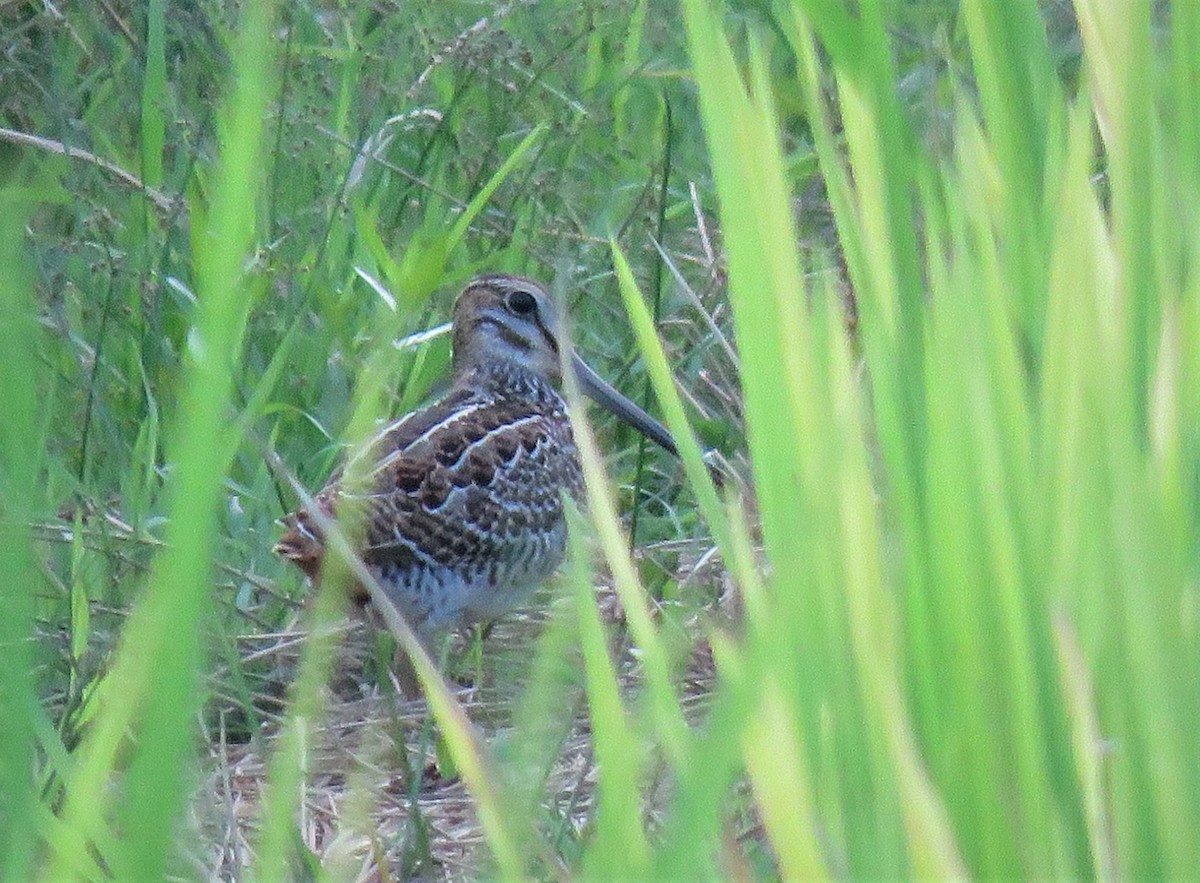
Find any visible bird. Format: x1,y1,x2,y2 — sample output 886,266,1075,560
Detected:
274,273,678,655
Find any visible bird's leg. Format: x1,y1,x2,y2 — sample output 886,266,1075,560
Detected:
390,629,461,700
391,645,422,700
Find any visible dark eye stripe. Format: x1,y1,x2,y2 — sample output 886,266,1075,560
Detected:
481,316,535,353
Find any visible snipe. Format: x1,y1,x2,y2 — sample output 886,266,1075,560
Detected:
275,274,677,645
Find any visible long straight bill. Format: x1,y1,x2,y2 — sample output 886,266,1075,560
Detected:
571,352,678,456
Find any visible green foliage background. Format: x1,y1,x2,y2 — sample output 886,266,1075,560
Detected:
1,0,1196,878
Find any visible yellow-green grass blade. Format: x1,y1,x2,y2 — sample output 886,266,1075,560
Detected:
960,0,1061,340
560,344,690,768
1169,0,1200,200
798,0,928,445
787,10,939,730
43,2,281,878
650,497,768,878
1041,94,1200,877
1053,613,1117,882
498,589,587,868
447,124,545,253
33,701,120,880
820,296,966,879
250,545,355,880
567,508,652,878
609,241,729,559
740,676,829,880
1075,0,1158,437
683,2,906,875
680,0,810,639
962,0,1058,184
36,803,107,883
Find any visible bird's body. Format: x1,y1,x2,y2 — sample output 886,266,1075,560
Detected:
275,274,676,640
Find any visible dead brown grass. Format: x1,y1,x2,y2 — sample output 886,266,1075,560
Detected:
183,536,735,880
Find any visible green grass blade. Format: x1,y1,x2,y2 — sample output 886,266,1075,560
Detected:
43,2,281,878
447,124,545,252
1053,614,1117,881
1075,0,1157,436
561,344,689,767
609,240,729,557
140,0,167,190
740,677,829,879
0,185,42,883
567,508,651,878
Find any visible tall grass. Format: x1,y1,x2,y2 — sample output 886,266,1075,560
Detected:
658,0,1198,877
42,2,282,878
0,164,45,883
557,0,1199,876
2,0,1197,878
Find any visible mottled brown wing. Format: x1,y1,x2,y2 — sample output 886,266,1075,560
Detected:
357,393,580,572
274,388,580,587
273,386,481,579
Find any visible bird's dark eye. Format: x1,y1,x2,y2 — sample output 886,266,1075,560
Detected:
507,289,538,316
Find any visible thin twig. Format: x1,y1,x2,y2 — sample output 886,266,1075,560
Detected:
96,0,139,47
0,125,177,213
